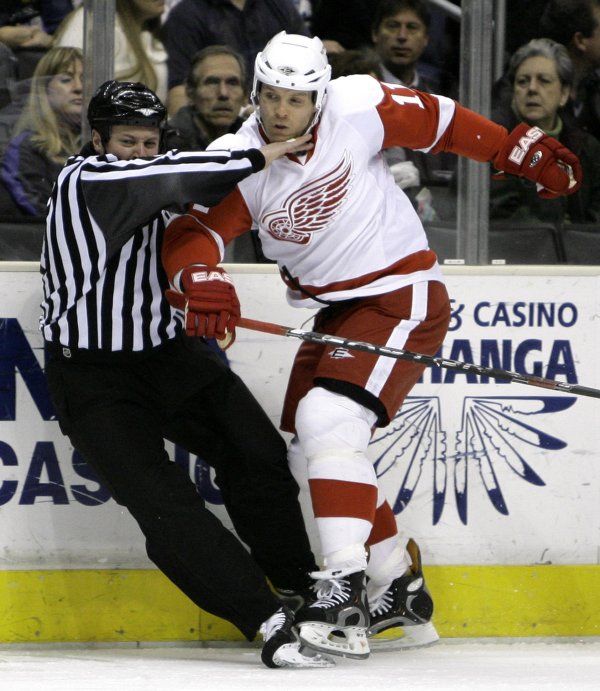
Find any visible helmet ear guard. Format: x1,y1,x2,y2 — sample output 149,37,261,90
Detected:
251,32,331,134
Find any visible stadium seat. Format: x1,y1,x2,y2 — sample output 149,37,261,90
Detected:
0,216,46,261
424,221,561,264
561,224,600,265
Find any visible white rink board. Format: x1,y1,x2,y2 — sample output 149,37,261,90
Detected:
0,266,599,569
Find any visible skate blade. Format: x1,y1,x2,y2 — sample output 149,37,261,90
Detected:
368,621,439,650
273,642,336,668
298,622,370,659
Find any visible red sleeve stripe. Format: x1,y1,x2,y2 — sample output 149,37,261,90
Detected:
416,95,456,153
188,215,225,261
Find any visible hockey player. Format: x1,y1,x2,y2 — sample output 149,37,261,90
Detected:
162,33,582,659
41,79,333,669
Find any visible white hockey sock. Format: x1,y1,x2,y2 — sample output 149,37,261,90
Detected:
313,543,369,579
366,541,410,602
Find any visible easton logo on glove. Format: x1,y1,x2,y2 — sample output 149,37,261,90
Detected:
507,126,544,165
190,269,234,284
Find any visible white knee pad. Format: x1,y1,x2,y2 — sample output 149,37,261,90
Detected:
295,387,377,463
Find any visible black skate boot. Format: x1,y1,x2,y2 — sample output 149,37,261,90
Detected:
295,570,370,659
260,606,335,668
272,584,314,613
368,538,439,649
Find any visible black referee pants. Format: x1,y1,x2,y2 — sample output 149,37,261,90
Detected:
45,335,316,640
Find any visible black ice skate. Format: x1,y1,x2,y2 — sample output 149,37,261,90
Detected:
295,569,370,659
272,584,314,613
260,606,335,668
368,538,439,649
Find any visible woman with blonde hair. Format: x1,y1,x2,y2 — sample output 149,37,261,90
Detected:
1,46,83,217
54,0,167,101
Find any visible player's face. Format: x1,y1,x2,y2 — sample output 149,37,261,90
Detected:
93,124,161,159
188,54,246,130
372,10,429,70
47,59,83,127
258,84,316,141
512,56,569,132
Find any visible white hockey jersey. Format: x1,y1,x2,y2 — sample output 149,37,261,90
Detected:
165,75,507,308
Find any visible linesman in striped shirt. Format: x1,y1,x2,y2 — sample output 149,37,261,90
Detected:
40,80,330,669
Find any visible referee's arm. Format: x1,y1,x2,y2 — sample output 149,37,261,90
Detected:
79,148,265,257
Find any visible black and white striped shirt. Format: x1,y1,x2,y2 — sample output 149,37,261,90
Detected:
40,144,264,351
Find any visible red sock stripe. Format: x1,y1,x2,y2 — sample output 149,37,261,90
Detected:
309,478,377,522
366,501,398,546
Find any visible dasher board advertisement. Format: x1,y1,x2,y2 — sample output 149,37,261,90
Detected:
0,266,598,568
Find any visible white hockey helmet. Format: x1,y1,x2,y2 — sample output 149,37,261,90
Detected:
251,32,332,132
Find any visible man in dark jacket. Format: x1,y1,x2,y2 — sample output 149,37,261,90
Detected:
164,46,247,151
163,0,308,115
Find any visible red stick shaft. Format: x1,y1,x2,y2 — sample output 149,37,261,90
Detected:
238,316,290,337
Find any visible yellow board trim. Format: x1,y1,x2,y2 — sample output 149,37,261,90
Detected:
1,565,599,643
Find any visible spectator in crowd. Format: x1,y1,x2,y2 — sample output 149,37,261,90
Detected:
40,1,75,35
0,0,59,81
164,45,247,151
0,45,82,217
54,0,168,101
539,0,600,141
371,0,432,90
292,0,313,32
371,0,456,220
491,38,600,225
0,2,53,52
162,0,308,115
0,42,18,110
312,0,459,83
328,47,383,80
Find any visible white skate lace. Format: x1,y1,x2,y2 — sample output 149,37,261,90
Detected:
260,608,286,641
369,589,394,617
311,578,351,609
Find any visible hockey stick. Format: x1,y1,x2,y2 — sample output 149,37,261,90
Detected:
238,316,600,399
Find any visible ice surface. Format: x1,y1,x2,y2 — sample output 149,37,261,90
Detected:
1,639,599,690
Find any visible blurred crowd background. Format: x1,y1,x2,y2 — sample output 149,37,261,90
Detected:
0,0,599,264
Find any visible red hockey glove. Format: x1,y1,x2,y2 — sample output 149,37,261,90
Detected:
493,124,582,199
165,265,240,348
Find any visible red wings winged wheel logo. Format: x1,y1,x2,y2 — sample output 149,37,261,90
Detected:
261,151,353,245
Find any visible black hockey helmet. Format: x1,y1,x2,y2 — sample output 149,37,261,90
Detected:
87,80,167,143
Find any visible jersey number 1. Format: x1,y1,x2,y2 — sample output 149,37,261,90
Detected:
391,93,425,109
